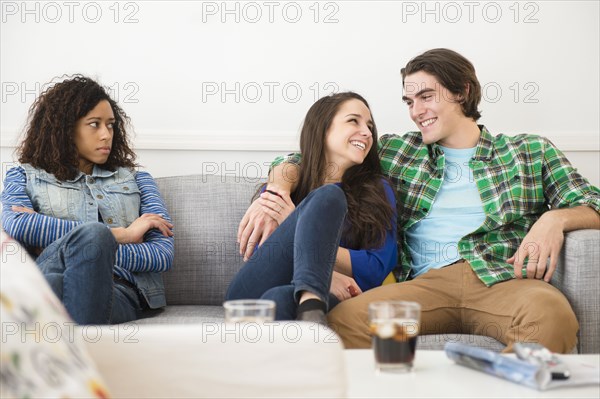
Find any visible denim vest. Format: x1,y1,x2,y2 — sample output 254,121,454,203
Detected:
22,163,166,308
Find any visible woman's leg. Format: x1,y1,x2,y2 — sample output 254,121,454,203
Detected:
291,185,347,305
261,286,342,321
111,282,143,324
36,222,122,324
226,185,347,315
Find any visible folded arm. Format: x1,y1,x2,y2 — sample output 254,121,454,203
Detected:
115,171,175,273
1,167,81,247
2,167,174,273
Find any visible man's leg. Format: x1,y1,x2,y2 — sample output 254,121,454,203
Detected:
327,264,466,348
460,262,578,353
328,260,578,352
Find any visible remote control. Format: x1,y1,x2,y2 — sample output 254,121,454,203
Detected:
513,342,570,380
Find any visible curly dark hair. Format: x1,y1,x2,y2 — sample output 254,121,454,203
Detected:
17,74,137,181
293,92,394,249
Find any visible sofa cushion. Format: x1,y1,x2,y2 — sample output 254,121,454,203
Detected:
135,305,225,324
155,174,259,306
418,334,504,352
133,304,508,351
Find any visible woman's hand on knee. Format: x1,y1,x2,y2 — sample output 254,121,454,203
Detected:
330,271,362,302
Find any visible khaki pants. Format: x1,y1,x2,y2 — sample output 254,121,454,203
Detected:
327,261,578,353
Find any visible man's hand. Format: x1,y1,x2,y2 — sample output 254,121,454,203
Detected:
330,271,362,302
258,190,295,225
113,213,174,244
507,212,565,282
237,199,278,261
237,161,298,262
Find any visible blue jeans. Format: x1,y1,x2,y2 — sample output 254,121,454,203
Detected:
226,184,347,320
36,222,142,324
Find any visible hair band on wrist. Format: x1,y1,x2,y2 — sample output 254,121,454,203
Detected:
265,189,283,199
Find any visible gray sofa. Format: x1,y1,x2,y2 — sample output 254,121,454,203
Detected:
135,174,599,354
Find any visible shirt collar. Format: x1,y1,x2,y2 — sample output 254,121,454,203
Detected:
92,165,118,178
428,125,493,163
67,165,117,182
472,125,494,162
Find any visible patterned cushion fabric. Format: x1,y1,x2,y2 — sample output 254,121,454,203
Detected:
0,231,111,399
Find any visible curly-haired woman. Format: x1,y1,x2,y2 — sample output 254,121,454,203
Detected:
1,75,174,324
227,92,397,323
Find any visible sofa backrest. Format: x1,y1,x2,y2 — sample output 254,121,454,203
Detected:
155,174,261,305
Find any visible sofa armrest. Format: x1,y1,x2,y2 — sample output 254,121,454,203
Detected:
552,229,600,354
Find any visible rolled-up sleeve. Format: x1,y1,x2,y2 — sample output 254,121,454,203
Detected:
542,138,600,212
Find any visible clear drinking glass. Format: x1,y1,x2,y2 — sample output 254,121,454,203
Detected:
368,301,421,373
223,299,276,323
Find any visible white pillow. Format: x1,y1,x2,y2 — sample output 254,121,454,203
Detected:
0,231,111,399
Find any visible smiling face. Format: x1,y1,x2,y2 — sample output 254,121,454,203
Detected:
324,98,374,181
402,71,475,147
73,100,115,175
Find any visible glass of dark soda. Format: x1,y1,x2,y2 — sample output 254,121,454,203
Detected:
368,301,421,373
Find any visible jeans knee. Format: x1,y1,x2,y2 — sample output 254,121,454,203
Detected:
311,184,347,215
68,222,117,265
77,222,115,244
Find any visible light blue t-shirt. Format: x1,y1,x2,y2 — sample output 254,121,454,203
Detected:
406,146,486,277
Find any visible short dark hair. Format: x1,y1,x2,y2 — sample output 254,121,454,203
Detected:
17,74,137,181
401,48,482,121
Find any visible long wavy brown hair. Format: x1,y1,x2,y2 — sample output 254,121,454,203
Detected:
17,75,137,181
292,92,394,249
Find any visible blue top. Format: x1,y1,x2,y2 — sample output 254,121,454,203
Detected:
340,179,398,291
406,146,486,277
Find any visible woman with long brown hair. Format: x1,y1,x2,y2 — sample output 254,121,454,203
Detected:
226,92,397,323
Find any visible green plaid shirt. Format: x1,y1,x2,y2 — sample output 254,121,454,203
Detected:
274,126,600,286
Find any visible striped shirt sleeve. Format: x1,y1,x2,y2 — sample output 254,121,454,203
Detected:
115,171,175,273
1,166,81,247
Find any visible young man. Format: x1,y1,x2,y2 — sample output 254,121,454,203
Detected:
237,48,600,353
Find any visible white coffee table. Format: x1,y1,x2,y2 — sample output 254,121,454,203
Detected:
345,349,600,398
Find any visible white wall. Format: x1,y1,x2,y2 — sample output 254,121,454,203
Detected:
1,0,599,186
